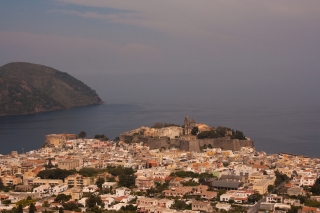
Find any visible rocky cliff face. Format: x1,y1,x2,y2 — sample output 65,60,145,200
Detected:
120,126,183,139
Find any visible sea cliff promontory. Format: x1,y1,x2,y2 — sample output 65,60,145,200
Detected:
0,62,103,116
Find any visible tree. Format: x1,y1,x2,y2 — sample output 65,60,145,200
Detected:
96,177,105,190
146,187,156,197
17,204,23,213
78,131,87,138
310,178,320,195
29,203,37,213
171,200,191,210
287,205,301,213
223,162,230,167
45,158,55,169
231,130,246,140
191,127,199,135
94,134,109,141
118,174,135,188
268,185,274,193
248,192,262,203
275,171,289,186
228,199,235,204
217,189,226,200
37,168,76,180
62,201,83,211
107,176,116,182
86,195,102,208
42,201,49,207
0,178,4,191
55,194,71,203
121,204,137,211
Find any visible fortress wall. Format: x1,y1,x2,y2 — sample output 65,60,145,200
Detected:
238,140,254,148
169,139,182,149
143,138,169,149
157,127,183,139
122,135,254,152
198,138,233,150
188,140,200,152
45,135,66,147
198,138,254,151
179,140,190,151
141,138,254,151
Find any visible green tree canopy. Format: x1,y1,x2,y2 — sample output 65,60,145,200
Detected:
171,200,191,210
94,134,109,141
191,127,199,135
310,178,320,195
275,171,289,186
151,122,180,129
86,195,102,208
121,204,137,211
119,174,135,188
248,192,262,203
17,204,23,213
55,194,71,203
29,203,37,213
37,168,76,180
96,177,105,190
62,201,83,211
78,168,100,177
268,185,274,193
231,130,246,140
107,166,134,176
78,131,87,138
0,178,4,191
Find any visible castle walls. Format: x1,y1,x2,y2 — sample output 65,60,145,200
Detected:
198,138,236,150
45,134,77,147
143,137,170,149
195,138,254,151
120,126,183,140
155,127,183,139
137,137,254,152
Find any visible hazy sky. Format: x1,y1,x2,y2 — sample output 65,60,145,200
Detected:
1,1,320,106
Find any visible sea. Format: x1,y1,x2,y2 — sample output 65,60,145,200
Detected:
0,103,319,158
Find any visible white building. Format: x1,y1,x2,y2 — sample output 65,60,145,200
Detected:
82,185,99,193
51,184,68,195
33,185,51,195
116,187,131,197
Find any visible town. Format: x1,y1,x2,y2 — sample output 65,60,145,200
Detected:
1,118,320,213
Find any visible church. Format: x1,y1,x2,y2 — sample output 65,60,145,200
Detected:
183,116,196,135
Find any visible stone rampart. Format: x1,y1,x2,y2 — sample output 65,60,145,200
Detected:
45,133,77,147
133,136,254,151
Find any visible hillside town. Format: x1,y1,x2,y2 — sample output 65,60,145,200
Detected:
1,120,320,213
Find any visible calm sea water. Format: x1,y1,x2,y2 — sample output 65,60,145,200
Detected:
0,103,319,157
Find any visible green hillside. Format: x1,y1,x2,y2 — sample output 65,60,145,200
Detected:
0,62,103,116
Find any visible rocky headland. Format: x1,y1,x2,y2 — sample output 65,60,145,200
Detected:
0,62,103,116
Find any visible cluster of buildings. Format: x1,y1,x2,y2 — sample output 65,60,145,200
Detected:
0,133,320,212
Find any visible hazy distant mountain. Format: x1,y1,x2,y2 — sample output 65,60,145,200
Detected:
0,62,103,116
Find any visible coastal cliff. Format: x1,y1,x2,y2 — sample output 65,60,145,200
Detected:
0,62,103,116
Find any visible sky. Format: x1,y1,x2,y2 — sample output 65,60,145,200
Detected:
1,0,320,106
